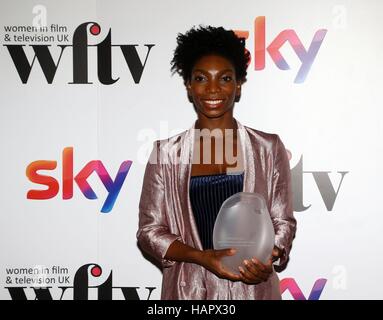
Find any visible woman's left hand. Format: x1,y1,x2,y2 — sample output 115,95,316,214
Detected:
238,257,273,284
239,246,282,284
271,246,283,263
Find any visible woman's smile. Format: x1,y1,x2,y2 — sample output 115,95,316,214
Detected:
202,98,225,109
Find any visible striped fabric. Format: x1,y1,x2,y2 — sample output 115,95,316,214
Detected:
189,172,244,250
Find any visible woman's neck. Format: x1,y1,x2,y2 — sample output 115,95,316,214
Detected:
195,113,237,132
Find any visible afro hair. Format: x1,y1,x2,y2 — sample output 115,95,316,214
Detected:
170,25,250,84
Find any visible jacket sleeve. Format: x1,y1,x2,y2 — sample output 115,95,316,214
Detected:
270,135,297,267
136,141,181,268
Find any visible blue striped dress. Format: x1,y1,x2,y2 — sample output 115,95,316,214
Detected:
189,172,244,250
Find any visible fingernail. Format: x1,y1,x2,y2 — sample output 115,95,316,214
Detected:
239,266,244,273
243,260,249,265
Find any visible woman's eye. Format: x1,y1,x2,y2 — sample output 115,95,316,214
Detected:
222,75,232,82
194,75,205,82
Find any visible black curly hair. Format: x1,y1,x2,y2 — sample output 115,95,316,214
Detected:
170,25,250,84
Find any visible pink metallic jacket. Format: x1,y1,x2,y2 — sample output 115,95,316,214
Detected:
137,119,296,299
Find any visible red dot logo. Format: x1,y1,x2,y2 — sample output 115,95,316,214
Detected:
90,24,101,36
91,266,102,277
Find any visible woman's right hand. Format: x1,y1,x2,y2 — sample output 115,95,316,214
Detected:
199,248,242,282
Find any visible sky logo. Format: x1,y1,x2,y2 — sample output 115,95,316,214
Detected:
26,147,132,213
235,16,327,83
280,278,327,300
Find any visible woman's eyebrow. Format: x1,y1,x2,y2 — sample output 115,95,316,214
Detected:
192,68,234,74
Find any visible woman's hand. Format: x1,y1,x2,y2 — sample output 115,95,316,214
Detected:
271,245,284,263
238,257,273,284
238,246,282,284
165,241,280,284
199,248,277,284
199,249,242,282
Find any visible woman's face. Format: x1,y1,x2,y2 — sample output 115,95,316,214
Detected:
186,54,241,119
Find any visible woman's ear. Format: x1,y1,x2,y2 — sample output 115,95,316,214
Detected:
185,81,193,103
235,83,242,103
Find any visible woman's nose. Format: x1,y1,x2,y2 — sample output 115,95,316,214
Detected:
206,80,221,93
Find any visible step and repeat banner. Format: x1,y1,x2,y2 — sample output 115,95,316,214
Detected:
1,0,382,300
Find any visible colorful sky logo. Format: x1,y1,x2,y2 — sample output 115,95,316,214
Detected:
235,16,327,83
26,147,132,213
280,278,327,300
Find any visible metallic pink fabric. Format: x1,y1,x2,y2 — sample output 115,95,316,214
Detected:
137,119,296,300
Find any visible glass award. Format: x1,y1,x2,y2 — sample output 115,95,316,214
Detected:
213,192,275,274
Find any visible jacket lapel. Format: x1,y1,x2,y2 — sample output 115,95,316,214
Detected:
236,120,256,193
178,121,204,250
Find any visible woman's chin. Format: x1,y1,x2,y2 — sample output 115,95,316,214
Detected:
197,106,233,119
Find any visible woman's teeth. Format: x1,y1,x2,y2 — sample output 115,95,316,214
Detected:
204,100,223,104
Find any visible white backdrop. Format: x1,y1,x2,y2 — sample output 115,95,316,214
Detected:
1,0,382,300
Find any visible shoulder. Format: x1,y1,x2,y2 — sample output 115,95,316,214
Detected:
243,126,290,166
149,130,188,164
243,125,281,148
154,129,187,150
242,125,289,163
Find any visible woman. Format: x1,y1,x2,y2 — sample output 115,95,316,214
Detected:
137,26,296,299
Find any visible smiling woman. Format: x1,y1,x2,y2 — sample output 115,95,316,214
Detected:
137,25,296,300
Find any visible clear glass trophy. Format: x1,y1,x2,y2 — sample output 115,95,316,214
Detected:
213,192,275,274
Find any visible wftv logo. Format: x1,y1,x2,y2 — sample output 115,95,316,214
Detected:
4,22,155,84
26,147,132,213
4,263,326,300
5,264,156,300
291,156,348,212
